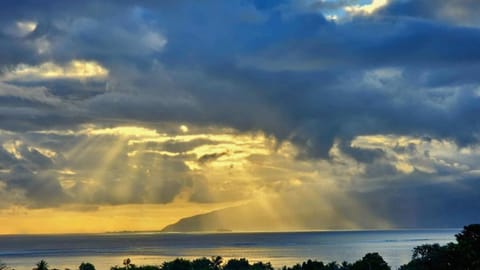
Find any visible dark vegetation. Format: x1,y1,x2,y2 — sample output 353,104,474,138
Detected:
1,224,478,270
399,224,480,270
109,255,388,270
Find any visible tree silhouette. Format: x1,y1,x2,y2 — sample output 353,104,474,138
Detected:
79,262,96,270
162,258,192,270
223,258,250,270
192,257,214,270
399,224,480,270
302,259,325,270
351,253,390,270
455,224,480,269
210,256,223,270
251,262,273,270
36,260,49,270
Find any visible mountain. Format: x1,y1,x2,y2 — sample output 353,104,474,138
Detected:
161,194,389,232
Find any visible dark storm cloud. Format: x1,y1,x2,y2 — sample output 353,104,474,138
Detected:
353,175,480,228
2,0,479,156
2,165,70,208
1,0,480,226
0,147,16,169
379,0,480,26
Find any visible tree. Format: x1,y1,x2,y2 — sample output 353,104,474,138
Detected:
192,257,214,270
350,253,390,270
251,262,274,270
339,261,351,270
210,256,223,270
302,259,325,270
455,224,480,269
162,258,192,270
36,260,49,270
223,258,250,270
398,243,453,270
325,262,341,270
79,262,96,270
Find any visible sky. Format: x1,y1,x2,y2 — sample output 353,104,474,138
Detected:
0,0,479,234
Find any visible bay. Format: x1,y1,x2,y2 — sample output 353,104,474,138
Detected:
0,229,458,270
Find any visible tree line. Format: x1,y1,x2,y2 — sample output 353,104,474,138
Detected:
1,224,479,270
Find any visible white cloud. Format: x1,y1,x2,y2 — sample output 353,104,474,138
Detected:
363,67,403,88
351,134,480,176
141,31,167,52
3,20,37,37
345,0,389,15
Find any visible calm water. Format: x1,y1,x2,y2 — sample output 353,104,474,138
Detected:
0,230,458,270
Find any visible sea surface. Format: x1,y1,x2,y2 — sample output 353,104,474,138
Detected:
0,229,458,270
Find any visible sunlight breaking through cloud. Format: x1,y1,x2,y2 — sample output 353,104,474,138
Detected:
2,60,109,81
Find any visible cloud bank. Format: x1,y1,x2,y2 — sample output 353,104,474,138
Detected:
0,0,479,231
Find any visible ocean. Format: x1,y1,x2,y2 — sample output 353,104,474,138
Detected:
0,229,458,270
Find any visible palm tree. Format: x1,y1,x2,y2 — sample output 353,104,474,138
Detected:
36,260,49,270
123,258,131,270
210,256,223,270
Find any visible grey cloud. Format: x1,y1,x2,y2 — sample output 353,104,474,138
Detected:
379,0,480,27
353,175,480,228
18,145,54,169
198,152,228,164
2,165,70,208
339,142,386,163
161,138,220,153
0,0,480,229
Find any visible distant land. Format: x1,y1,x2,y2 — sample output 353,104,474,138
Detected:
160,198,388,232
161,184,480,232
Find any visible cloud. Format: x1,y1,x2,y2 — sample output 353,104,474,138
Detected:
345,0,390,15
379,0,480,27
2,60,109,81
0,0,480,230
3,20,37,37
198,152,228,164
0,82,62,105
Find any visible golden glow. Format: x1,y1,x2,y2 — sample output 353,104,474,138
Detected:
345,0,389,15
0,202,241,234
0,125,400,234
2,140,23,159
180,125,189,133
2,60,109,81
83,126,159,138
28,146,57,159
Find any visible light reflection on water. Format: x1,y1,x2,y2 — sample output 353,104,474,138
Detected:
0,230,458,270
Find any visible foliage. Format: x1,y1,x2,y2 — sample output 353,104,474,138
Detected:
350,253,390,270
399,224,480,270
223,258,250,270
112,266,160,270
162,258,193,270
211,256,223,270
79,262,96,270
29,224,480,270
36,260,49,270
282,259,352,270
250,262,274,270
455,224,480,269
192,257,213,270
